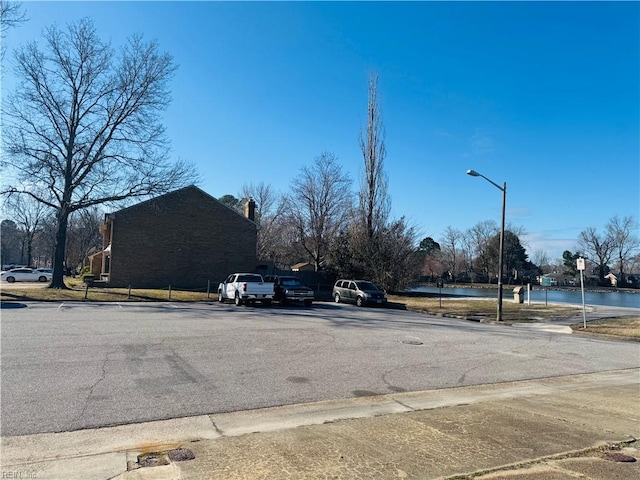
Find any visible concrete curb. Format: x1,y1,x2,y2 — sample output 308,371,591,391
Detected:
3,369,638,480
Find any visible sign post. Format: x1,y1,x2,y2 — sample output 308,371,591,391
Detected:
541,276,552,305
577,257,587,329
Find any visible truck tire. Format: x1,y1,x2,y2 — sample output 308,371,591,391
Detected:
304,300,313,307
356,296,364,307
218,291,224,302
234,291,243,306
334,293,340,303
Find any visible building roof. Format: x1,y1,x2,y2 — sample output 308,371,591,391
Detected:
291,262,314,271
105,185,256,225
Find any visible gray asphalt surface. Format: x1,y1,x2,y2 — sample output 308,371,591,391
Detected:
2,370,638,480
1,301,638,436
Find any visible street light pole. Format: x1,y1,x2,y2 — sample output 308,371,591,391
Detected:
467,170,507,322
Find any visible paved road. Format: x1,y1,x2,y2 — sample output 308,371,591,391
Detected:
3,370,638,480
1,301,638,436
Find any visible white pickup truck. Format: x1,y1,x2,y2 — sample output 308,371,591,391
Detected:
218,273,275,306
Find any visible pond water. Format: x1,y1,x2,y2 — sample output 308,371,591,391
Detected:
411,285,640,309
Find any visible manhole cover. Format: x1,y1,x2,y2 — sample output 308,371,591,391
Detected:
402,340,423,345
168,448,196,462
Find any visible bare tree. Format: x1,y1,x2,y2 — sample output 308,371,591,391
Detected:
531,249,550,272
334,71,418,291
578,227,614,283
606,215,639,285
267,213,305,269
241,182,285,261
2,18,196,288
440,226,463,281
1,0,27,59
460,232,475,280
422,252,444,280
466,220,498,281
242,182,278,221
65,207,103,273
1,0,27,35
286,152,352,271
358,71,389,239
4,193,50,267
33,214,57,268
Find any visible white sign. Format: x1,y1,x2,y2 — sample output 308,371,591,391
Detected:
577,257,586,271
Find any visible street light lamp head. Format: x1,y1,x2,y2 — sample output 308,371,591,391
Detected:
466,169,480,177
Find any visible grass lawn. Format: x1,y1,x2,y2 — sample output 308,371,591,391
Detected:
0,278,215,302
569,317,640,339
387,294,580,323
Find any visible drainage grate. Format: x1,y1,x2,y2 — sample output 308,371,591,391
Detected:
134,448,196,469
402,340,423,345
138,453,170,468
168,448,196,462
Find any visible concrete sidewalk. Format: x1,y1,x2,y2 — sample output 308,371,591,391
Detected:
2,369,638,480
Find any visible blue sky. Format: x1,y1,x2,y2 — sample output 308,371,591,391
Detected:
2,1,639,262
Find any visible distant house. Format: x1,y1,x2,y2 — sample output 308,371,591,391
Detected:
88,247,103,277
291,262,315,272
538,272,577,286
98,185,258,288
538,273,558,286
604,273,618,287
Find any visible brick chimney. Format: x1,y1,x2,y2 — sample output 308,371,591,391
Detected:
244,198,256,222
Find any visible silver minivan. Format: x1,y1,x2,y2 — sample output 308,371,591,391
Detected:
332,279,387,307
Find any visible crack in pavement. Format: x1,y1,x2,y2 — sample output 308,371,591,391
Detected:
73,348,118,428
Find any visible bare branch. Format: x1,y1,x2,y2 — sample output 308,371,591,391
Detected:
358,71,389,238
286,152,353,271
2,18,196,287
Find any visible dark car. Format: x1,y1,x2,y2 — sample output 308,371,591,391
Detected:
332,279,387,307
265,275,314,306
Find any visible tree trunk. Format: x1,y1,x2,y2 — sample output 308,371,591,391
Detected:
26,232,35,267
50,210,70,289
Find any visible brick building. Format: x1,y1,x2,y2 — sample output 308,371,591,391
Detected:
98,185,258,289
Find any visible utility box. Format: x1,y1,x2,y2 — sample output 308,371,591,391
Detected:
513,286,525,304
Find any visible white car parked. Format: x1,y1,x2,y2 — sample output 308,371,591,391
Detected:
0,267,52,283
